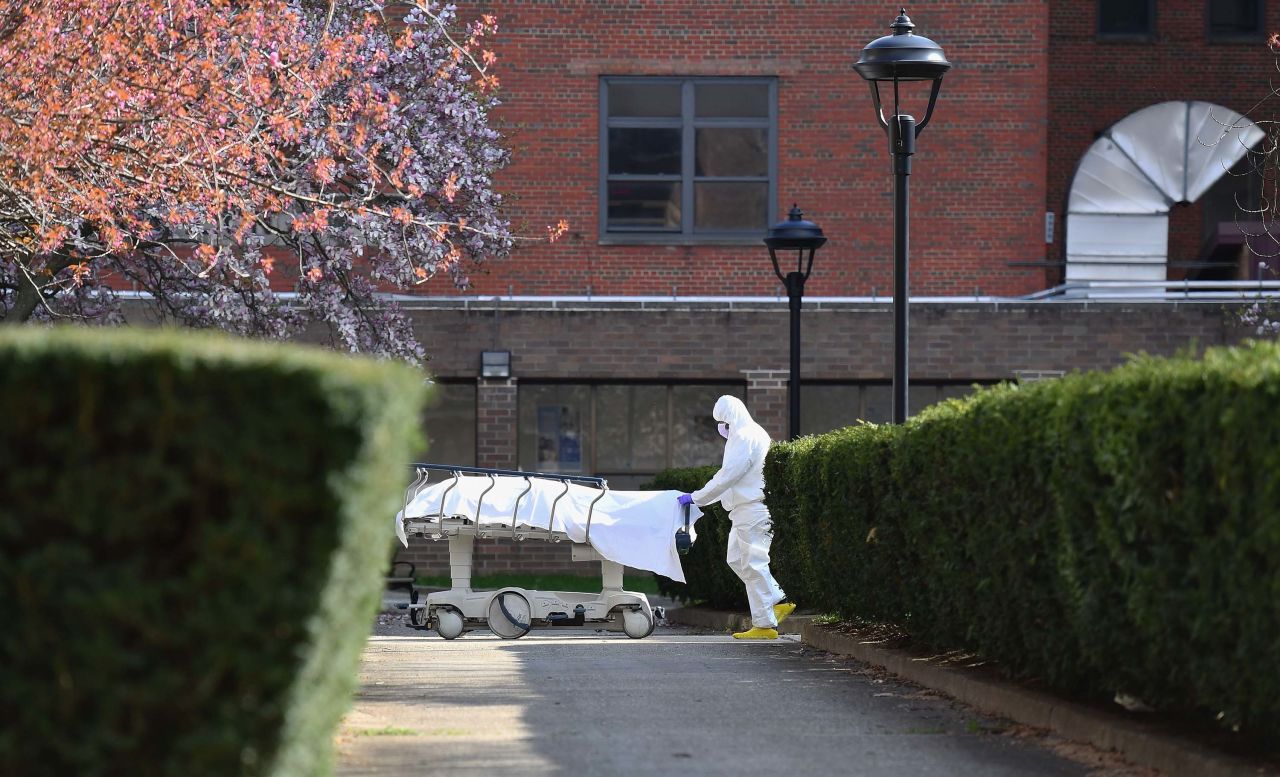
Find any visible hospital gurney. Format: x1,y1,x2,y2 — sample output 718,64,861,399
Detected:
395,464,699,640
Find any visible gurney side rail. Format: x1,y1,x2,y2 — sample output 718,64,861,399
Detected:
408,463,606,488
404,463,611,542
511,476,533,539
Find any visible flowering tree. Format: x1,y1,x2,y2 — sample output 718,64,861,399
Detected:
0,0,556,362
1234,33,1280,335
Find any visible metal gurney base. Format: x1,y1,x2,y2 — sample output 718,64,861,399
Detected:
404,525,656,640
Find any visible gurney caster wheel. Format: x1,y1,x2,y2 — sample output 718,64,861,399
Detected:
622,608,653,639
488,591,532,640
435,607,465,640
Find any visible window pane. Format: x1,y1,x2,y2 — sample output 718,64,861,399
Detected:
695,82,769,117
696,128,768,176
671,385,745,467
608,182,681,230
908,385,942,417
1209,0,1260,36
608,128,681,175
863,385,891,423
609,82,681,117
1098,0,1151,34
518,385,591,474
421,381,476,466
595,385,668,472
694,182,768,231
799,385,863,436
940,383,979,402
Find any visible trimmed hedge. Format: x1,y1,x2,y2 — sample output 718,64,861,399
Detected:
662,341,1280,736
0,327,427,775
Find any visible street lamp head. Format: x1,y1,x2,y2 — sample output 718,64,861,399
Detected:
765,205,826,284
854,8,951,83
854,8,950,136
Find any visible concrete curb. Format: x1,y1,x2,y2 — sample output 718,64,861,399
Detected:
664,605,815,635
802,623,1267,777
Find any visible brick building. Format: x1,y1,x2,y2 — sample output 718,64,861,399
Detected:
394,1,1275,575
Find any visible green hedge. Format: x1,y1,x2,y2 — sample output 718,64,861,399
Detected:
663,341,1280,736
0,328,427,775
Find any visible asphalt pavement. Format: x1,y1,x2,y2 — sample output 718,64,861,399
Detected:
335,625,1104,777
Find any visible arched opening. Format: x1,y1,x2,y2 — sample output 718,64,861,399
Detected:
1065,101,1264,284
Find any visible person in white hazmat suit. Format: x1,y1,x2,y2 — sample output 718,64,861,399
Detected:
677,395,795,639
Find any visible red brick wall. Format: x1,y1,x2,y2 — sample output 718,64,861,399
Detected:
743,369,789,441
477,378,518,468
416,0,1049,298
1047,0,1280,280
406,298,1242,384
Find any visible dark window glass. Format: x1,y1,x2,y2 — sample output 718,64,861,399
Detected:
595,385,668,471
695,82,770,117
798,385,863,436
607,182,681,230
799,383,984,435
940,384,979,401
603,77,774,237
1099,0,1153,35
608,128,681,175
671,385,744,467
695,128,768,176
1209,0,1262,37
517,383,745,482
608,82,681,117
518,385,591,474
694,182,768,231
422,382,476,466
908,385,943,418
863,385,892,424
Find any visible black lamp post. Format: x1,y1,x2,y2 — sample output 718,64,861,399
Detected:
854,8,950,424
765,205,826,440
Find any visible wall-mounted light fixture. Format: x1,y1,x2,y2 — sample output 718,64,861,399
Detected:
480,350,512,379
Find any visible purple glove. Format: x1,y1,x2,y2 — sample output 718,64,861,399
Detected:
677,493,694,506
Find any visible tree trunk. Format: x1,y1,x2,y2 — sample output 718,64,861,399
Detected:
1,255,74,324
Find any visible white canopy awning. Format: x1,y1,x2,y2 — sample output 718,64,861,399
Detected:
1066,101,1264,283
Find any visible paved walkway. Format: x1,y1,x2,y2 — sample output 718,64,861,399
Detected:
335,626,1105,776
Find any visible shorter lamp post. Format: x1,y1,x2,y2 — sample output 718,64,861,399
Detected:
765,205,827,440
854,8,950,424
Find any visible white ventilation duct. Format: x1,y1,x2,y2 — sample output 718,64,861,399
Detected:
1065,101,1265,283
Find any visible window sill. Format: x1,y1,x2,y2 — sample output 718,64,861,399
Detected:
599,235,765,247
1095,34,1156,43
1206,35,1264,45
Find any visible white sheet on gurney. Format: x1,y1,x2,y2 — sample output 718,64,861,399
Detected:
395,476,702,582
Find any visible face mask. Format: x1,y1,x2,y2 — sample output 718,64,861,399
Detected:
717,422,730,439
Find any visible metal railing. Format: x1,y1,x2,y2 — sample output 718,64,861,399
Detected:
1025,279,1280,301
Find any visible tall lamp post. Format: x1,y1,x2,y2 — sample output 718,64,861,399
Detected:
765,205,826,440
854,8,950,424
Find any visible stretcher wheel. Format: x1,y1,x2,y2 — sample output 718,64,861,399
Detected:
622,608,653,639
487,591,532,639
435,607,464,640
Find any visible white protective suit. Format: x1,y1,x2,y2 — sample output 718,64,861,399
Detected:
690,395,786,629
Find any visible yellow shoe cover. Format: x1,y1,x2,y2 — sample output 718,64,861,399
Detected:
773,602,796,624
732,627,779,640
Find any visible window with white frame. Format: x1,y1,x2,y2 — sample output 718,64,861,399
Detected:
600,77,776,241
